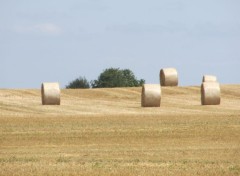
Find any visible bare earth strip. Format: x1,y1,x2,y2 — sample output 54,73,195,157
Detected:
0,85,240,176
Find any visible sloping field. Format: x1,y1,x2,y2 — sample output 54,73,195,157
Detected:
0,85,240,176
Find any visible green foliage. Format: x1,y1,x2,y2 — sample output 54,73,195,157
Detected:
91,68,145,88
66,76,90,89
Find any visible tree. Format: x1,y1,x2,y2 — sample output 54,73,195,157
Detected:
66,76,90,89
91,68,145,88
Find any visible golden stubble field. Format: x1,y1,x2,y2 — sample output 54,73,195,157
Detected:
0,85,240,176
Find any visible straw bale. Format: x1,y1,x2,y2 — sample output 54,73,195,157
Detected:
160,68,178,86
201,82,220,105
141,84,161,107
41,82,61,105
202,75,217,82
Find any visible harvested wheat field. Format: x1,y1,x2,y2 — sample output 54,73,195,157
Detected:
0,85,240,176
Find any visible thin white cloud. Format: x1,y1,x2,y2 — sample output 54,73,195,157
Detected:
34,23,62,35
14,23,63,35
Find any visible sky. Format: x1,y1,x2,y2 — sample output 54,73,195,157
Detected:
1,0,240,88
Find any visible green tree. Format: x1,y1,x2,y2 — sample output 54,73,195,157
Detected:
91,68,145,88
66,76,90,89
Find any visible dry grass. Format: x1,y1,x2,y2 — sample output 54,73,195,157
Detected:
0,85,240,176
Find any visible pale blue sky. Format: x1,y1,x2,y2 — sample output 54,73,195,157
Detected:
1,0,240,88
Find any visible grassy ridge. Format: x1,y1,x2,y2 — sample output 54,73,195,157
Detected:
0,85,240,175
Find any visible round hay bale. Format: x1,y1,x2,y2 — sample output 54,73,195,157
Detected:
160,68,178,86
41,82,61,105
141,84,161,107
202,75,217,82
201,82,220,105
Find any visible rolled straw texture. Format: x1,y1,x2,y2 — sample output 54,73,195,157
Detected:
160,68,178,86
202,75,217,82
201,82,221,105
41,82,61,105
141,84,161,107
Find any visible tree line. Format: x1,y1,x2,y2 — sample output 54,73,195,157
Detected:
66,68,145,89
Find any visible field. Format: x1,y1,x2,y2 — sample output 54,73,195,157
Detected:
0,85,240,176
